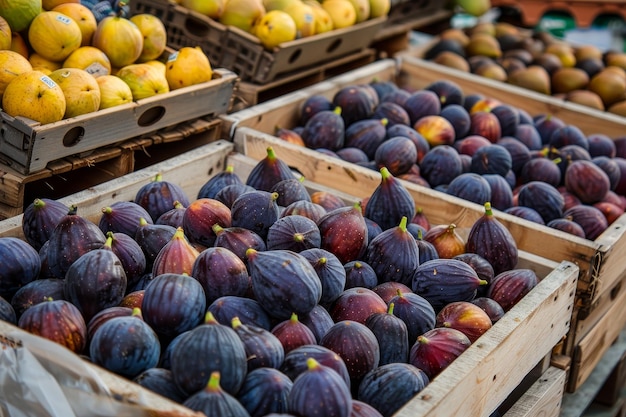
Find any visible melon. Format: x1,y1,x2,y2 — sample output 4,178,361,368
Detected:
0,0,42,32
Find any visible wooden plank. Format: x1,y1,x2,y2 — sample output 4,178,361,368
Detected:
503,367,567,417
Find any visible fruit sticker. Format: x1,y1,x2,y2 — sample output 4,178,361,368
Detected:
39,75,57,89
168,51,179,62
56,14,73,25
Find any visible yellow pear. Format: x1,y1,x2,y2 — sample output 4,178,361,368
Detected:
346,0,369,22
29,53,62,74
116,63,170,100
0,50,32,98
48,67,100,118
96,75,133,109
63,46,112,77
28,11,82,62
92,16,144,68
11,32,30,59
182,0,225,18
130,14,168,63
0,15,11,50
283,0,316,37
322,0,356,29
52,3,98,46
368,0,389,18
165,47,213,90
2,70,66,124
220,0,266,33
304,0,334,33
255,10,297,49
144,60,167,76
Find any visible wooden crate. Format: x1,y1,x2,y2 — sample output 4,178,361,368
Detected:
0,140,577,417
0,117,223,221
0,69,237,175
220,58,626,392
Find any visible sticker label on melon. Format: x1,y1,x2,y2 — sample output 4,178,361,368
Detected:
56,14,73,25
40,75,57,89
85,62,109,77
168,51,179,62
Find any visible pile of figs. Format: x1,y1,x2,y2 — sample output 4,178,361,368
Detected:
275,72,626,243
0,147,538,417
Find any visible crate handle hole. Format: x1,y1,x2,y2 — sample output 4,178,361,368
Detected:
138,106,166,127
610,281,622,301
184,17,211,39
327,39,342,53
62,126,85,147
289,48,302,64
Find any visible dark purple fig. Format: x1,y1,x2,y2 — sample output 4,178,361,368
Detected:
563,204,609,240
86,306,133,341
565,159,611,204
374,136,417,177
333,85,377,126
134,218,177,269
519,156,561,187
463,93,485,112
371,281,412,304
271,313,317,354
208,296,272,330
99,201,153,237
213,224,267,262
345,118,388,160
454,134,491,157
267,215,321,252
301,106,345,151
237,367,293,417
231,316,285,371
90,308,160,378
171,312,248,395
513,123,543,151
411,207,431,231
351,399,384,417
183,371,251,417
300,94,334,126
288,358,352,417
0,237,41,300
425,79,464,107
470,144,512,177
415,230,439,265
365,167,415,231
312,191,346,211
440,103,471,140
344,260,378,290
491,105,520,137
299,304,335,343
389,289,436,344
141,273,205,338
534,114,566,145
271,177,311,207
549,124,589,150
106,231,146,290
358,362,429,417
419,145,463,187
482,174,513,210
329,287,388,324
318,202,368,264
436,301,492,343
282,200,327,223
424,223,466,259
370,80,398,102
592,156,621,191
134,173,190,222
408,327,471,380
21,197,68,251
119,290,144,309
301,248,346,307
365,302,409,365
336,147,370,164
64,235,127,322
517,181,564,223
406,222,427,241
381,88,411,107
246,146,295,192
452,252,494,297
280,344,351,388
587,133,616,158
197,165,244,200
365,216,419,286
547,218,586,238
466,202,519,275
403,90,441,126
497,137,531,175
215,183,256,209
320,320,380,383
18,298,87,354
183,198,231,247
10,278,64,318
613,157,626,195
45,206,107,279
471,297,505,323
487,268,538,312
446,172,491,205
231,190,280,241
364,217,383,246
247,248,322,320
151,227,199,276
593,201,624,225
133,368,187,403
553,144,592,181
372,102,409,127
386,124,430,163
469,111,502,143
503,205,545,225
192,247,250,304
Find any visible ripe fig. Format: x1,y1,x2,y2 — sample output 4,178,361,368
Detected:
547,218,586,238
388,290,436,344
300,94,333,125
446,173,492,205
271,313,317,354
183,371,251,416
483,174,513,210
519,156,562,187
86,306,133,341
21,197,68,251
208,296,272,331
424,223,466,259
231,316,285,372
197,165,243,200
344,118,388,159
440,104,471,140
409,327,471,380
517,181,565,223
471,297,505,323
215,184,256,209
513,123,543,151
488,268,538,312
344,260,378,290
565,159,611,204
301,106,345,150
365,303,410,365
470,144,512,176
271,176,311,207
246,146,295,192
267,215,321,252
0,237,41,300
134,368,187,403
333,84,377,126
237,367,293,417
436,301,492,343
414,115,456,147
231,190,280,241
134,173,190,222
152,227,200,276
311,191,346,211
419,145,463,187
134,218,177,269
563,204,609,240
374,136,418,176
106,231,146,290
403,90,441,125
497,137,531,175
469,111,502,143
329,287,388,324
365,167,415,231
10,278,65,319
282,200,327,223
183,198,232,247
99,201,153,237
301,248,346,307
371,281,413,304
318,202,368,264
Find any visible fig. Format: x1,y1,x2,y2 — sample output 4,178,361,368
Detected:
592,156,621,191
133,368,187,403
424,223,466,259
454,134,492,157
491,104,520,137
470,144,512,176
271,313,317,354
192,247,249,304
208,296,272,331
300,94,334,125
301,248,347,307
329,287,388,324
344,118,389,160
414,115,456,147
547,218,586,238
519,156,562,187
593,201,624,225
299,304,335,343
231,316,285,372
358,363,429,417
374,136,417,176
446,173,491,205
364,216,419,286
86,306,133,341
371,281,413,304
388,290,436,344
90,308,160,378
247,248,322,320
372,103,409,127
415,230,440,264
134,173,190,222
496,137,531,175
267,215,321,252
563,204,609,240
152,227,199,276
419,145,463,187
119,290,144,309
99,201,153,237
10,278,65,319
453,252,495,297
488,268,538,312
344,260,378,290
469,111,502,143
549,124,589,151
237,367,293,417
183,371,251,417
381,88,411,107
336,147,371,164
197,165,243,200
311,191,346,211
517,181,564,223
440,104,471,140
106,231,146,290
231,190,280,241
170,312,248,396
271,177,311,207
534,114,566,145
141,273,206,338
565,159,611,204
182,198,232,247
471,297,505,323
365,303,410,365
409,327,472,380
387,124,430,164
0,237,41,300
403,90,441,125
333,85,377,126
280,344,350,387
483,174,513,210
215,184,257,209
365,167,415,231
425,79,464,107
246,146,295,192
370,80,399,102
21,197,68,251
587,134,616,158
513,123,543,151
436,301,492,343
351,400,385,417
287,358,352,417
18,298,87,354
282,200,327,223
301,106,345,151
318,202,368,264
466,202,519,275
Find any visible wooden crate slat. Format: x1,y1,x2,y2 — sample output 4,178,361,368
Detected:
502,367,567,417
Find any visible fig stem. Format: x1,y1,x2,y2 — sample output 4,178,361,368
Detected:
207,371,221,392
399,216,408,232
388,302,395,315
484,202,493,216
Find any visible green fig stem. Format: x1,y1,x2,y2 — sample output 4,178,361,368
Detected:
354,261,362,268
388,302,395,315
380,166,391,180
266,146,277,161
226,165,234,173
207,371,221,392
293,233,305,243
104,235,113,249
290,312,299,323
44,296,54,302
552,157,562,165
154,173,163,182
68,205,78,216
102,206,113,215
333,106,342,116
417,228,424,240
396,288,404,297
319,257,327,265
478,279,489,286
173,200,184,209
205,311,219,324
271,192,279,202
231,316,242,328
306,357,321,370
417,335,429,344
131,307,142,318
212,223,224,235
139,217,149,226
399,216,408,232
33,198,46,209
246,248,257,259
447,223,457,233
381,117,389,127
298,175,306,184
484,202,493,216
173,226,186,240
